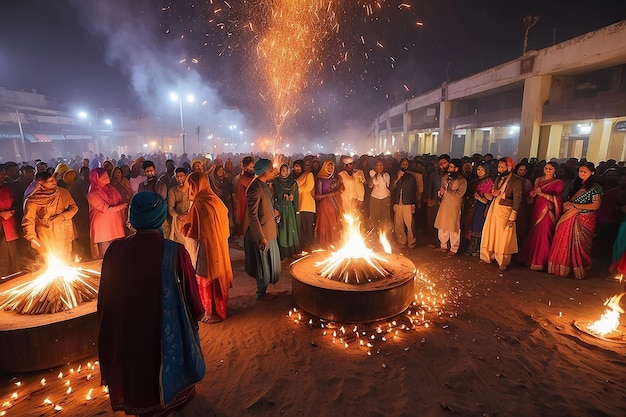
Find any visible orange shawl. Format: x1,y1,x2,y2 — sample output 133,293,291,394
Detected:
186,172,233,293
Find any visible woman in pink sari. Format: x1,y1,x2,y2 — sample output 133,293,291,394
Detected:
518,162,565,270
547,162,603,279
88,168,128,258
314,160,344,248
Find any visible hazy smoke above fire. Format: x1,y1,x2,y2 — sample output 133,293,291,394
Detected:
70,0,245,150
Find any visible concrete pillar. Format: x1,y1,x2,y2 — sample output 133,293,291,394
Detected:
586,120,611,162
545,124,563,160
519,75,552,158
438,101,452,155
464,129,475,156
383,112,388,152
403,109,409,152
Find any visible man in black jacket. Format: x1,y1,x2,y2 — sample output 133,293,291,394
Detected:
391,158,418,249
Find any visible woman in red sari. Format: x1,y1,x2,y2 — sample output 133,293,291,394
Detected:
184,171,233,323
518,162,565,271
314,160,344,248
547,162,603,279
0,165,19,276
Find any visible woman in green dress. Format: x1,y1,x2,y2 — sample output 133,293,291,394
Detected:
274,164,301,259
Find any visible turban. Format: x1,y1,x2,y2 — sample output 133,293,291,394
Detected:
343,157,354,165
63,169,77,186
503,157,515,171
54,163,69,175
254,158,271,176
130,192,167,230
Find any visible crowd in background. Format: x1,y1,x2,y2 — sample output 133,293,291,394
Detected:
1,149,626,284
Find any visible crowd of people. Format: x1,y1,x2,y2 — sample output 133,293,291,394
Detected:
1,150,626,416
2,150,625,280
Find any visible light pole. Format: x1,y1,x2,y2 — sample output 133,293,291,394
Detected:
104,119,113,152
170,92,195,155
78,110,101,153
522,15,540,55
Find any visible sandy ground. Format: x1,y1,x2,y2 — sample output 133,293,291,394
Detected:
1,243,626,417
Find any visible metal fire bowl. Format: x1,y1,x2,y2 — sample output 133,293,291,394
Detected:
0,260,101,373
290,252,416,323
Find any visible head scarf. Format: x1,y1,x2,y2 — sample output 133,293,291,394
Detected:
503,157,515,172
186,172,232,293
191,158,204,171
316,160,335,180
130,192,167,230
63,169,77,187
89,168,121,206
277,164,297,194
54,163,69,176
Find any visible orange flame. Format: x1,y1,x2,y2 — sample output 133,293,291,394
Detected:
587,293,625,336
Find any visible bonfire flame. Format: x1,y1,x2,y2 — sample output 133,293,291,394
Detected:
587,293,625,336
316,214,390,284
0,254,100,315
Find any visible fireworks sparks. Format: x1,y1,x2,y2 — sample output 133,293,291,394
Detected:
161,1,424,140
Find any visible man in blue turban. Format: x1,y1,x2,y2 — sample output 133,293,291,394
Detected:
244,159,282,300
98,192,205,416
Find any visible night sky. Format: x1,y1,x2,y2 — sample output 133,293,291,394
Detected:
1,0,624,148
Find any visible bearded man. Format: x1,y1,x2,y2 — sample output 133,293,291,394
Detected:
338,156,365,217
480,157,524,271
434,158,467,256
235,156,255,235
425,154,450,248
22,172,78,260
138,160,167,199
391,158,418,249
168,167,196,260
244,159,281,300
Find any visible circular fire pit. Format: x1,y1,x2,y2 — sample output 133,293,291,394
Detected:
0,260,101,373
290,252,415,323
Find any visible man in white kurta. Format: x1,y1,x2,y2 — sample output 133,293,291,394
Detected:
338,156,365,217
434,159,467,255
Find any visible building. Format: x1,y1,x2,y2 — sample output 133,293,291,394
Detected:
371,20,626,162
0,88,185,162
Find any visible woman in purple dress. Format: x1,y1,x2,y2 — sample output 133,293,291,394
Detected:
463,163,493,256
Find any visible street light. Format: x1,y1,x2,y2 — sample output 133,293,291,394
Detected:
77,109,103,153
104,119,114,150
170,92,195,155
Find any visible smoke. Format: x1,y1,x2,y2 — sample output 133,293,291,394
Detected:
70,0,245,150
